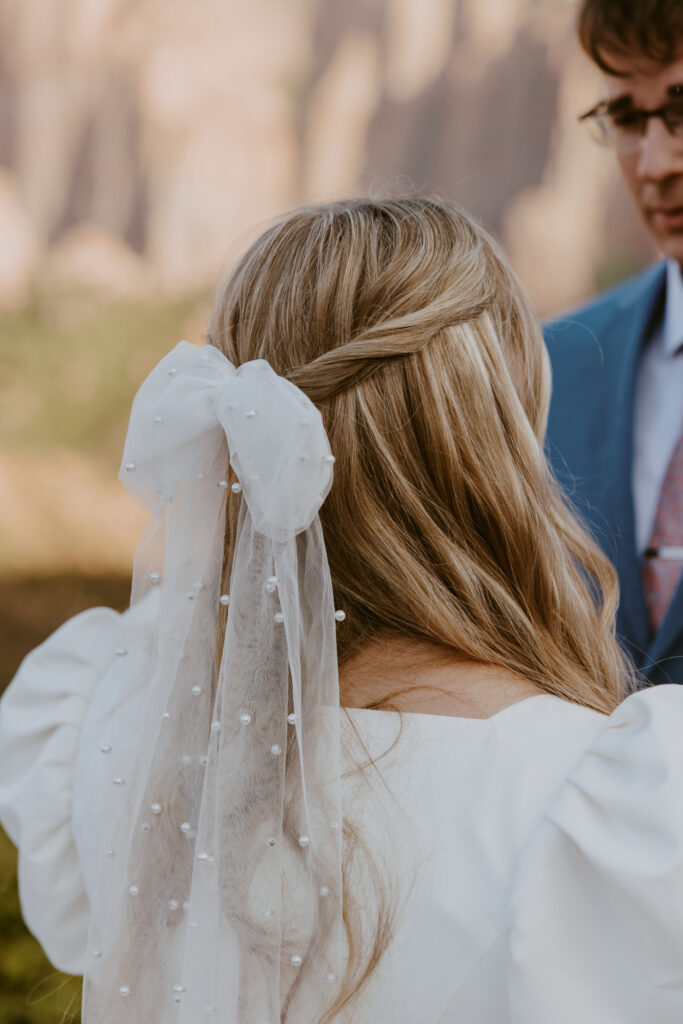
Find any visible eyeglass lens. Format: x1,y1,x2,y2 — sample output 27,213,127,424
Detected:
588,101,683,152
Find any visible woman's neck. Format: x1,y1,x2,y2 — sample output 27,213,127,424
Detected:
339,636,546,719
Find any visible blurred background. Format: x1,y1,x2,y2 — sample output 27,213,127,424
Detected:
0,0,658,1019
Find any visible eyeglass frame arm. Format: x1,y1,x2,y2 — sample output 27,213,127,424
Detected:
578,98,683,138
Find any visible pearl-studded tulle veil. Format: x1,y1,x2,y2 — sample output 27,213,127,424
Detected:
83,341,344,1023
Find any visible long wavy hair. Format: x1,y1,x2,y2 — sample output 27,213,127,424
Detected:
207,197,636,1019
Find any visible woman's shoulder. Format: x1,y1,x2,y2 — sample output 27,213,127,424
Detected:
0,593,157,977
484,684,683,791
0,605,126,975
486,686,683,857
509,685,683,1019
533,683,683,830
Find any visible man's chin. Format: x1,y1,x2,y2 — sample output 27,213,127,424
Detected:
649,224,683,268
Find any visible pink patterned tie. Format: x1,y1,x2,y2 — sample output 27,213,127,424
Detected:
643,430,683,633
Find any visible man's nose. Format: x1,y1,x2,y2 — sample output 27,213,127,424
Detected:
636,118,683,181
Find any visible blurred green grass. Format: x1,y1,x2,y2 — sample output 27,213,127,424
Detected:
0,827,82,1024
0,294,208,1022
0,293,207,469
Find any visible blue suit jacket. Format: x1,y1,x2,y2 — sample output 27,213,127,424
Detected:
544,261,683,685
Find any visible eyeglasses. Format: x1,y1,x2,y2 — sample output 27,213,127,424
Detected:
579,97,683,153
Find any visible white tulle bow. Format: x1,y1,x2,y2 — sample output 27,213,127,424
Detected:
120,341,334,541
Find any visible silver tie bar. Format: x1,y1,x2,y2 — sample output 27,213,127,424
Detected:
645,545,683,561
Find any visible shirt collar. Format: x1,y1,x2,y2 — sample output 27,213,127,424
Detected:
663,259,683,356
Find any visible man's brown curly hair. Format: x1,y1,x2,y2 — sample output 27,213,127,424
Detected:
579,0,683,74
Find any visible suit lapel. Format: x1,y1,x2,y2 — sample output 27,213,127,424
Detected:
603,265,667,663
646,577,683,673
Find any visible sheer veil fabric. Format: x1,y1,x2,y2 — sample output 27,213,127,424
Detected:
83,341,344,1023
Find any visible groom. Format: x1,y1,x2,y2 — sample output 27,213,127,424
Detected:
545,0,683,685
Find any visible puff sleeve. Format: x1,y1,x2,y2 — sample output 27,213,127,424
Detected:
509,685,683,1024
0,607,125,976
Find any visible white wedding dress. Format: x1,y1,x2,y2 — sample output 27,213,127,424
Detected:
2,596,683,1023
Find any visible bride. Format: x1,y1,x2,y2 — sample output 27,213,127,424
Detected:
1,197,681,1023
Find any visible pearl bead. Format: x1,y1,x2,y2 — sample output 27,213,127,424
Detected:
231,482,242,494
298,835,310,848
334,609,346,622
128,885,140,896
150,571,161,584
210,720,221,732
274,612,285,624
153,415,164,424
104,848,115,857
168,367,178,377
119,985,131,997
324,454,336,465
141,822,151,832
113,777,124,786
219,594,230,606
115,647,127,657
195,471,206,480
245,410,257,419
186,591,195,600
264,908,275,919
264,582,276,594
168,899,180,911
291,955,302,968
326,973,336,982
330,822,340,832
181,754,193,766
91,949,102,958
266,836,276,847
125,462,136,473
151,803,162,815
239,713,251,725
270,744,282,756
180,822,193,835
191,685,203,696
173,984,185,993
287,713,297,725
162,711,171,720
267,575,278,586
197,852,209,862
100,744,112,754
218,480,228,490
319,885,330,898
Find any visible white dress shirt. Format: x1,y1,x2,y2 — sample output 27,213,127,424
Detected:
633,259,683,554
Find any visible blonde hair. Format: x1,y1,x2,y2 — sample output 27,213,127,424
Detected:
208,196,636,1018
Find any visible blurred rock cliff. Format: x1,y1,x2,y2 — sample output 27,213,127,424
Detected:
0,0,655,314
0,0,658,579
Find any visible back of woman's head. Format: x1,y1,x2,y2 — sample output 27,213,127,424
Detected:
209,196,634,714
